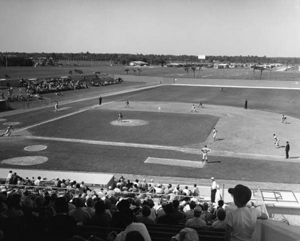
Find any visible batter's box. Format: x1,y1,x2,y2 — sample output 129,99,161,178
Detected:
145,157,205,168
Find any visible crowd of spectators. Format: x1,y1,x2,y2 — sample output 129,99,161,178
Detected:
0,172,268,241
18,77,88,95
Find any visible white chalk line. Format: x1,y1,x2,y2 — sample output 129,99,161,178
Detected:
15,86,164,133
173,84,300,90
23,135,286,161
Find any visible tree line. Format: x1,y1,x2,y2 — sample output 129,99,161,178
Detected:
0,52,299,67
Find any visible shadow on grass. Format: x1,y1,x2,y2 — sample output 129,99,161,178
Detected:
288,156,300,159
207,160,221,164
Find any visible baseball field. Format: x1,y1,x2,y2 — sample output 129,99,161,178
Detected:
1,66,300,191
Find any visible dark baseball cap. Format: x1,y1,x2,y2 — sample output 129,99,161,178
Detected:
228,184,252,205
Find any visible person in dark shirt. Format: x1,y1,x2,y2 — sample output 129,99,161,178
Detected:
46,197,77,240
157,203,178,225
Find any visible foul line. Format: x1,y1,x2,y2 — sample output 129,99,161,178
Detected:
15,85,164,133
23,135,287,161
173,84,300,90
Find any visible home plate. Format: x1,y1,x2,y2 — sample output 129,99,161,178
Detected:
145,157,205,168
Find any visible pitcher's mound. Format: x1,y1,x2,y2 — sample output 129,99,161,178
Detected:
111,119,148,126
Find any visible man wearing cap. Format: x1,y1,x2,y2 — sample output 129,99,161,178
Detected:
285,141,290,159
201,145,211,162
224,184,268,241
185,205,207,228
211,177,217,203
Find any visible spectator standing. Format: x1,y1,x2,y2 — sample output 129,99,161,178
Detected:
192,184,200,197
224,184,268,241
211,177,217,203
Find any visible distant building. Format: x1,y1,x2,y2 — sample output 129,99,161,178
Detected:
129,61,149,66
214,63,229,69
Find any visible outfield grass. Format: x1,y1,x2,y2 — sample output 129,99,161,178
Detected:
1,80,300,187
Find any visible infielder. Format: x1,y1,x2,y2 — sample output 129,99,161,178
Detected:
1,125,14,137
212,128,217,140
273,134,280,148
202,145,211,162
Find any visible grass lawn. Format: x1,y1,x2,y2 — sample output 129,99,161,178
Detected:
1,82,300,186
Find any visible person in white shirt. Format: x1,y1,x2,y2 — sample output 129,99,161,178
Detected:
211,177,217,203
225,184,268,241
115,208,151,241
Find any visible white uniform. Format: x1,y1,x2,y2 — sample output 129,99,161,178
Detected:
1,126,13,137
191,104,197,112
274,135,279,147
213,128,217,140
202,146,211,162
54,102,59,111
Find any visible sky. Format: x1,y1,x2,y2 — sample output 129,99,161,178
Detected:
0,0,300,57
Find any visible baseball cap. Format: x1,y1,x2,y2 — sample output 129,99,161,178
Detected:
228,184,252,205
211,177,215,180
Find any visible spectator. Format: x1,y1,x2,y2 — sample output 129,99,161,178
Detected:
213,200,224,220
170,200,186,222
114,208,151,241
192,184,200,197
91,199,112,227
69,197,91,224
146,198,156,221
125,230,145,241
111,199,131,228
184,201,196,220
46,197,77,239
185,206,207,228
136,205,155,225
34,176,42,186
131,198,142,216
224,184,268,241
171,228,199,241
157,203,178,225
164,184,173,194
200,202,213,225
182,186,191,196
212,208,226,229
83,197,95,217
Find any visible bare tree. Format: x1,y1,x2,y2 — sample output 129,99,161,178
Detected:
184,67,190,77
191,66,196,78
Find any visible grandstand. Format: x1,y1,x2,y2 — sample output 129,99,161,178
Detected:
0,74,300,240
